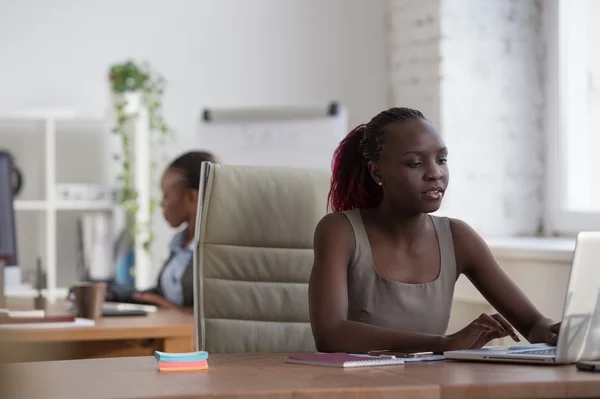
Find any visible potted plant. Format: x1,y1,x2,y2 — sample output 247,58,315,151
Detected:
108,60,174,259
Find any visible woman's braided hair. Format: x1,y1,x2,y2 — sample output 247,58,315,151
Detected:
327,107,426,212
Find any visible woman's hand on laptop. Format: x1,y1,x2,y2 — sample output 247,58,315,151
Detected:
445,313,521,351
132,292,174,308
131,292,193,314
528,318,560,345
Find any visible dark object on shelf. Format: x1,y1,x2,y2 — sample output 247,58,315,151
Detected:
11,161,23,197
0,258,5,309
33,257,46,310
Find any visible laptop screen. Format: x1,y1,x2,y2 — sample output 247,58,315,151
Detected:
0,150,18,266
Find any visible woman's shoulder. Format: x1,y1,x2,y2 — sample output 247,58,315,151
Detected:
445,217,483,242
444,217,492,270
314,211,356,249
315,211,354,236
170,229,188,246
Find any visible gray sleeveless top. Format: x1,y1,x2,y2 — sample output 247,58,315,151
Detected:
343,209,457,335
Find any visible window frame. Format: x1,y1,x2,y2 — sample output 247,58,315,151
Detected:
544,0,600,236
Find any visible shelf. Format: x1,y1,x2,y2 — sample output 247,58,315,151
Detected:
0,109,106,122
14,200,47,211
5,286,69,299
15,200,114,211
2,106,113,304
56,201,114,211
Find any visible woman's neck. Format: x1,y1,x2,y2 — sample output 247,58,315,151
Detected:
369,198,429,246
183,217,196,248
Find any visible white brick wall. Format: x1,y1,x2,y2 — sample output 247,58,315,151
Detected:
387,0,442,129
388,0,545,236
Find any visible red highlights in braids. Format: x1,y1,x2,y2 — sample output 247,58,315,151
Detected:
327,124,382,213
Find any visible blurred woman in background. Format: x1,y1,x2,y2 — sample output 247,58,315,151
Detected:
131,150,218,311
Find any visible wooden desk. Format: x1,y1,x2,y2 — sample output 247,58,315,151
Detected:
0,310,195,362
0,353,439,399
2,353,600,399
402,360,600,399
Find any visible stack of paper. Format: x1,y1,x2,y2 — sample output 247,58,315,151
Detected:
154,350,209,372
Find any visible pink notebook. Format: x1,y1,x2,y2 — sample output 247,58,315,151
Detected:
285,353,405,368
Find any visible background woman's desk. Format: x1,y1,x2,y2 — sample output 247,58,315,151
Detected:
0,304,194,362
2,353,600,399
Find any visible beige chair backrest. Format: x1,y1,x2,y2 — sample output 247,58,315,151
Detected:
193,163,331,353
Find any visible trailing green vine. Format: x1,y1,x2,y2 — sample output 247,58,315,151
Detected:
109,60,174,257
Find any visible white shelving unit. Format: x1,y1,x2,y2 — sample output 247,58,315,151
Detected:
1,105,153,301
0,109,116,303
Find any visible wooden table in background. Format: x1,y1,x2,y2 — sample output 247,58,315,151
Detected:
2,353,600,399
0,299,195,362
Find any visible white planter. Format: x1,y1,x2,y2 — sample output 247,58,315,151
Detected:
111,92,143,116
108,90,153,290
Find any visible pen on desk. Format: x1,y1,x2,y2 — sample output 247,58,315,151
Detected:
351,353,397,359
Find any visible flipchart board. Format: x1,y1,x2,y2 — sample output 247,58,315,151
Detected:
197,102,348,171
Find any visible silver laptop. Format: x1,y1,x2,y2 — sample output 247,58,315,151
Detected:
444,231,600,365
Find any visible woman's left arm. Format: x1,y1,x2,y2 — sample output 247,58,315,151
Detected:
132,292,193,314
450,219,560,344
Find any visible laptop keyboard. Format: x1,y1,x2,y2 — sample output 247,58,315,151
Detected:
508,347,556,356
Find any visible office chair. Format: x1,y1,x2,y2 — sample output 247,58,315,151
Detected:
193,163,330,353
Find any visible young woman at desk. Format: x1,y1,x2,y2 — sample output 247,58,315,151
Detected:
309,107,560,353
129,151,218,312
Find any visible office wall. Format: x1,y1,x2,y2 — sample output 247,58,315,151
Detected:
388,0,546,237
387,0,442,130
388,0,559,336
0,0,388,284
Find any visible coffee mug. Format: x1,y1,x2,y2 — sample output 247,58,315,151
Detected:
70,282,107,319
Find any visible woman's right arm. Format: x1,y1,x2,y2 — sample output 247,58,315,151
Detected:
308,213,452,354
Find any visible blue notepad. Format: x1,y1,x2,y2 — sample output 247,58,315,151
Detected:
154,350,209,363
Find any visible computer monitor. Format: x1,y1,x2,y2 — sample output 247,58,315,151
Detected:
0,150,18,266
0,150,18,308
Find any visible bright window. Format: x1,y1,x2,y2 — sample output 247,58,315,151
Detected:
547,0,600,234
